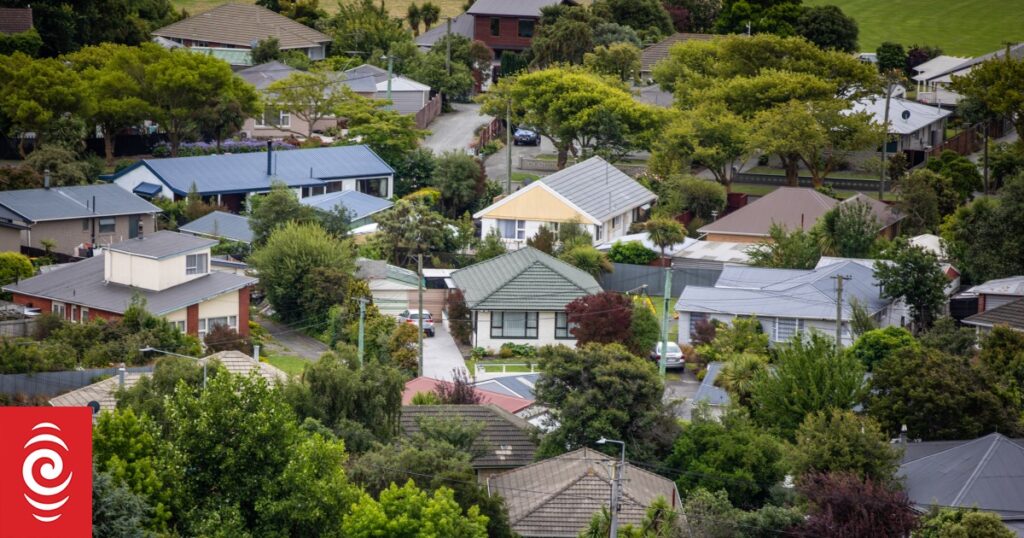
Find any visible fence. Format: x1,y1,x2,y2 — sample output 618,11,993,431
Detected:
518,156,647,177
415,94,443,130
927,118,1010,158
599,262,721,298
734,172,885,192
0,366,154,398
0,317,38,338
473,118,504,153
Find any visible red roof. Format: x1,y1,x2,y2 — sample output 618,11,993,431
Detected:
403,377,534,414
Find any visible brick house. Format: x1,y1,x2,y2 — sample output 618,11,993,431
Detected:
466,0,577,58
4,231,256,338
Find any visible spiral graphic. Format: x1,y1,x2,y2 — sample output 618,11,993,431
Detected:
22,422,73,523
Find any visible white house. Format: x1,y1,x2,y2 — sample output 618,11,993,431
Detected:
474,156,656,249
451,247,602,350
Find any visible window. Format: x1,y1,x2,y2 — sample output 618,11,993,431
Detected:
198,315,237,338
774,317,804,342
546,222,560,233
490,311,538,339
258,108,289,127
497,219,526,240
98,217,116,233
517,19,534,38
171,320,185,333
82,218,89,231
689,312,707,338
81,308,89,323
490,17,500,37
612,215,621,230
301,185,326,198
595,225,603,241
186,253,209,275
555,312,577,339
52,302,66,318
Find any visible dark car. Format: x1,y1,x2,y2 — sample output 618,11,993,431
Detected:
513,128,540,146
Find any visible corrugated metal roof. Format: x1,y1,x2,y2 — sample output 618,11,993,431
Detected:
152,3,330,49
452,247,602,311
963,297,1024,331
926,42,1024,82
851,97,953,135
300,190,393,221
539,157,656,223
473,374,538,400
466,0,574,17
400,405,537,469
180,211,253,244
0,184,160,223
108,230,217,259
699,186,837,237
641,32,716,73
111,145,394,196
3,255,256,316
969,276,1024,297
415,13,474,49
595,232,698,256
236,61,298,89
356,258,419,288
693,361,730,406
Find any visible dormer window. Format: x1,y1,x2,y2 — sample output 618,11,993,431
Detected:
186,253,209,275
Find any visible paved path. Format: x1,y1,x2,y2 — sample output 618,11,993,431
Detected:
483,134,557,183
422,103,491,154
257,316,328,361
664,367,701,420
421,320,469,381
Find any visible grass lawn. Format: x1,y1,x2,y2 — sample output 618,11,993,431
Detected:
511,172,540,183
172,0,467,18
649,296,679,342
805,0,1024,56
731,182,898,201
264,354,310,376
746,166,879,181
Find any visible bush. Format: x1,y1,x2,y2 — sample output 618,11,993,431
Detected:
0,252,34,288
446,289,473,345
499,342,536,358
151,140,296,158
203,323,253,355
607,241,658,265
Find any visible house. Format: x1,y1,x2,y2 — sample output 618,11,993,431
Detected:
963,297,1024,334
675,259,906,347
0,7,33,35
415,13,475,50
0,183,161,258
697,187,902,243
671,240,752,271
817,256,960,298
402,376,535,416
301,190,394,228
475,156,656,248
106,145,394,212
179,211,253,245
966,276,1024,314
4,231,257,338
640,32,715,81
898,433,1024,536
910,55,969,104
919,43,1024,106
909,233,946,260
466,0,577,59
851,96,953,162
451,247,602,349
400,404,538,481
487,447,682,538
345,64,433,116
49,351,285,414
355,258,420,316
151,3,331,66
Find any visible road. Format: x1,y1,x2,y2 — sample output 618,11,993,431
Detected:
421,320,469,381
257,316,328,361
422,103,492,154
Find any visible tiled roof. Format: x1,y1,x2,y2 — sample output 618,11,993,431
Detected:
402,377,535,414
152,3,330,49
451,247,602,311
108,230,216,259
698,187,837,237
488,447,681,537
0,7,32,34
466,0,573,17
179,211,253,244
400,405,537,469
539,156,656,223
301,190,393,221
0,184,160,223
963,297,1024,331
641,32,715,74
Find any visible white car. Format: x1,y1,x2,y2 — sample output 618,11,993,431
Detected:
650,342,685,369
399,309,435,337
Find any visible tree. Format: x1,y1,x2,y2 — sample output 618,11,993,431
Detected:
919,316,977,357
338,95,428,166
249,222,354,323
645,217,687,259
941,175,1024,283
474,228,507,262
247,183,319,245
990,143,1024,190
715,353,768,408
371,200,451,266
681,487,803,538
406,2,422,35
406,51,475,109
430,151,486,218
748,333,866,438
343,481,488,538
695,316,770,364
325,0,413,63
529,6,596,67
608,241,658,265
419,1,441,30
746,223,821,269
714,0,803,35
92,468,151,537
873,241,948,331
0,252,34,288
526,225,557,254
896,169,944,234
951,51,1024,145
868,346,1023,440
918,507,1016,538
846,326,919,372
814,199,881,258
678,178,726,221
796,472,919,537
591,22,641,48
876,42,907,73
926,149,983,204
0,27,42,56
593,0,673,37
795,5,858,53
559,245,613,277
789,409,900,483
0,52,88,156
203,323,252,355
267,70,354,138
194,76,261,151
628,302,661,357
905,44,943,77
652,103,748,190
979,325,1024,391
565,292,634,346
251,37,281,64
535,343,678,461
668,407,785,508
434,369,483,404
583,42,642,83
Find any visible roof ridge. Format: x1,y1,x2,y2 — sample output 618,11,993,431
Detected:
900,434,994,465
463,250,541,308
950,434,1002,506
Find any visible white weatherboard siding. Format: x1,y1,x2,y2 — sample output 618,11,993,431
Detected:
677,311,906,347
114,166,175,199
198,290,241,320
479,208,638,250
474,310,577,351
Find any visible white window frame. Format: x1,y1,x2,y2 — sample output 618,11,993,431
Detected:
186,253,209,276
257,108,290,128
81,308,89,323
774,317,804,342
198,316,237,339
51,302,66,318
171,320,185,333
611,215,621,230
497,219,526,240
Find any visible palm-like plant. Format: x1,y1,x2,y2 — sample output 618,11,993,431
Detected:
406,3,422,36
717,352,769,408
559,245,613,277
420,2,441,30
645,217,686,260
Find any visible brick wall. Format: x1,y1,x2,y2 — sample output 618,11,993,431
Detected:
237,287,250,338
473,16,535,51
187,304,199,337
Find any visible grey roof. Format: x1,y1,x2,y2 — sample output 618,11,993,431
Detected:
180,211,253,244
152,3,330,49
108,145,393,196
641,32,716,74
927,42,1024,81
466,0,574,17
698,187,837,237
236,61,298,90
488,447,681,538
356,258,420,288
899,433,1024,521
969,276,1024,297
344,64,390,84
4,255,256,316
963,297,1024,331
473,373,538,400
108,230,217,259
844,193,903,228
676,259,889,321
400,404,537,469
0,184,160,223
538,156,656,223
693,361,731,406
451,247,602,311
300,190,393,221
415,13,474,48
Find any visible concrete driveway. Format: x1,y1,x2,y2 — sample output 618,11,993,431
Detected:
421,320,469,381
257,316,328,361
664,367,701,420
483,134,558,184
422,103,492,154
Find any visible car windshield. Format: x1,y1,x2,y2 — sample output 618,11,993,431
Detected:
656,342,681,354
515,129,535,135
408,313,431,320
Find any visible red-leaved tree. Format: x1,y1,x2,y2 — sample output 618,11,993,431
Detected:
795,472,919,538
565,292,634,346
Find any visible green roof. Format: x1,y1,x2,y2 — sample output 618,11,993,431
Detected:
452,247,602,311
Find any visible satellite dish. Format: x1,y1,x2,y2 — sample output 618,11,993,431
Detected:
901,110,911,120
87,401,101,415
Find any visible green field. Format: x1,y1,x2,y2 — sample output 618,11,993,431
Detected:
806,0,1024,56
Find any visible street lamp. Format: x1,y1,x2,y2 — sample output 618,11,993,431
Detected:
596,437,626,538
139,346,206,389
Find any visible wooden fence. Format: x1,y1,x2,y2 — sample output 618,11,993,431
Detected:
415,94,443,130
735,172,885,192
473,118,504,153
928,118,1012,158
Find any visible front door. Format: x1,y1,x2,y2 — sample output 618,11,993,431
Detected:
128,215,140,238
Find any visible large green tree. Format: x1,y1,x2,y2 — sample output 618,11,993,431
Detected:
337,94,428,167
247,182,320,245
651,103,748,190
429,151,486,218
846,326,919,372
873,241,948,331
951,51,1024,145
789,409,900,483
324,0,413,62
745,223,821,269
342,481,489,538
266,70,357,138
714,0,803,35
795,5,859,53
941,174,1024,283
0,52,88,156
591,0,673,39
814,199,882,258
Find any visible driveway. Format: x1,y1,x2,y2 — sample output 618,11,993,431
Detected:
257,316,328,361
421,320,469,381
422,103,492,154
483,134,557,184
664,367,701,420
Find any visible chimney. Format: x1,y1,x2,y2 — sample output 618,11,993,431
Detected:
118,363,126,388
266,141,273,175
44,168,51,189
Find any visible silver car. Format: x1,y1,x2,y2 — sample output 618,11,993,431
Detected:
650,342,685,369
399,309,435,337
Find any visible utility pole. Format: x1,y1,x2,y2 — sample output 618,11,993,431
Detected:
506,99,512,194
879,74,895,200
597,437,626,538
417,253,424,377
357,297,368,367
832,274,851,349
659,268,672,377
386,55,394,105
445,17,452,76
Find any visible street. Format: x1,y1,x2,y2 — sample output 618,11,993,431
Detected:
422,102,492,154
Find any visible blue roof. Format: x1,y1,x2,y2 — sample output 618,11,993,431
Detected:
472,374,538,400
179,211,253,244
693,362,731,407
133,182,163,196
0,184,160,222
300,190,393,221
110,145,394,196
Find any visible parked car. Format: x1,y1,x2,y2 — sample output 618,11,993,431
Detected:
399,309,435,337
650,342,684,369
513,128,540,146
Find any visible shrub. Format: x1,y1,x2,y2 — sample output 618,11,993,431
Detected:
203,323,253,355
446,289,473,345
608,241,658,265
499,342,536,358
151,140,296,158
